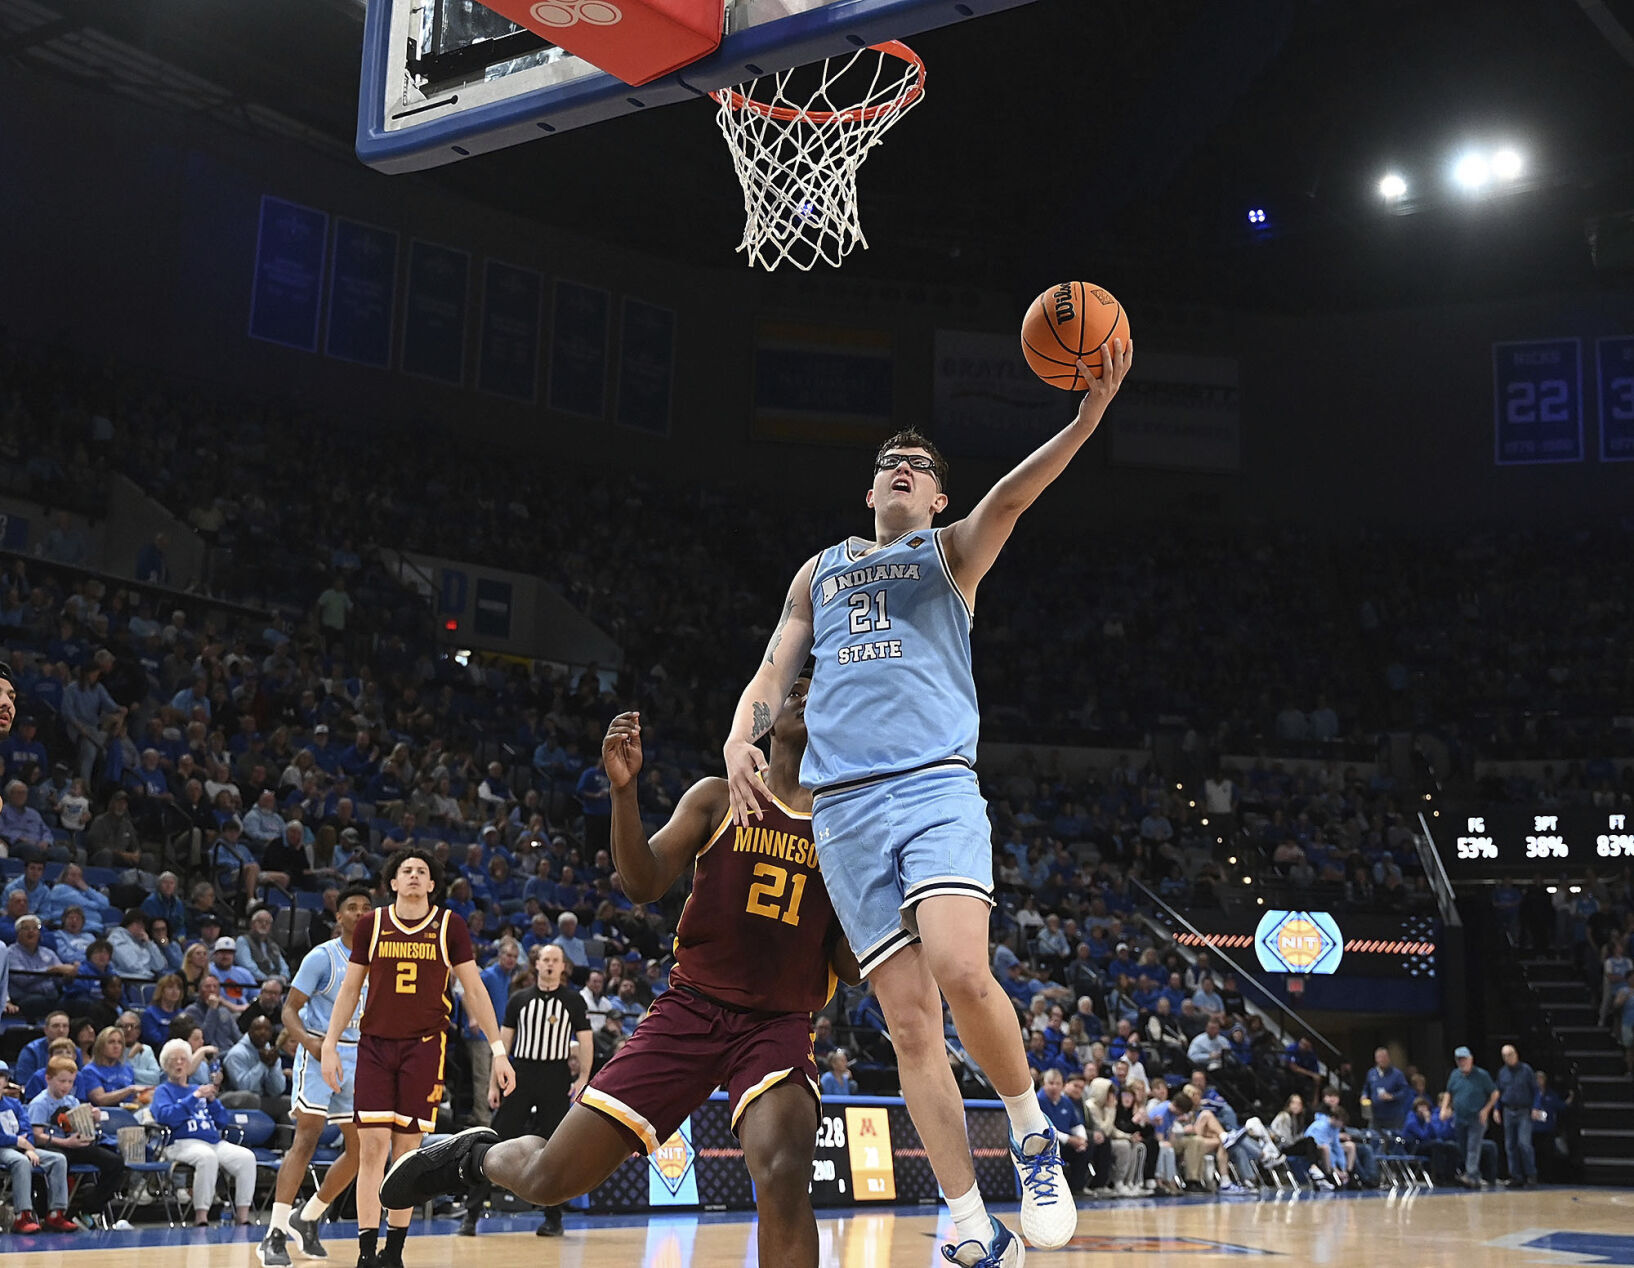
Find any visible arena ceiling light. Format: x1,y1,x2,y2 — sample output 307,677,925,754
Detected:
1491,147,1524,180
1453,152,1491,190
1378,172,1408,200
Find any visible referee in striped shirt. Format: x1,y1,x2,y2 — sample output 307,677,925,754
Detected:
462,943,591,1237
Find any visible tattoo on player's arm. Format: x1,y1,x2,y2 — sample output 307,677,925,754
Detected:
751,700,772,741
764,595,795,665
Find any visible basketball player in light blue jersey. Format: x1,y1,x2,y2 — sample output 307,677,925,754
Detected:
258,886,375,1267
725,339,1132,1267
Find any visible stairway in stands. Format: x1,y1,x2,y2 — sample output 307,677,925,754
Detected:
1516,951,1634,1185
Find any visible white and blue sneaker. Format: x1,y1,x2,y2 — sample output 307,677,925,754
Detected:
942,1215,1025,1266
1010,1129,1077,1248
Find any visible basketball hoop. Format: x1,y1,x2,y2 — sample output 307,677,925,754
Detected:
711,41,925,271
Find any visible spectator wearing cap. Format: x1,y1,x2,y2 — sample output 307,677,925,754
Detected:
477,761,512,814
108,910,167,980
2,858,50,913
0,714,48,773
1495,1044,1537,1188
552,911,588,968
0,781,63,863
1440,1045,1500,1187
86,790,144,874
1106,943,1140,983
41,863,116,933
209,937,261,998
6,915,77,1016
141,872,187,932
1364,1046,1410,1132
304,724,341,775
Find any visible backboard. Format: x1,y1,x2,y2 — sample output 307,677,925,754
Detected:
357,0,1039,173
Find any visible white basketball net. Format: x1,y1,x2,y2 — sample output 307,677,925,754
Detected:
712,42,925,271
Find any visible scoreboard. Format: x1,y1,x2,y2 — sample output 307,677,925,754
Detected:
1441,806,1634,877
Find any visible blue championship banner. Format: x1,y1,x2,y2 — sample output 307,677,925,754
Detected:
477,260,542,403
548,281,611,419
401,240,470,386
1492,338,1583,465
249,196,328,352
1597,335,1634,462
325,219,397,368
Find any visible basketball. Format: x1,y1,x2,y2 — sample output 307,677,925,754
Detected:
1020,281,1129,390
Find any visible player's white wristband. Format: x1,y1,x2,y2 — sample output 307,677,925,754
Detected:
490,1040,507,1056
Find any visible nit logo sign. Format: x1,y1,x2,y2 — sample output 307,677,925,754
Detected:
1255,910,1344,975
647,1118,698,1207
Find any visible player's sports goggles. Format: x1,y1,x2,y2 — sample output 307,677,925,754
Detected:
875,453,938,474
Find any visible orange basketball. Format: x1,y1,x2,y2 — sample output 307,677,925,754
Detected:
1020,281,1128,390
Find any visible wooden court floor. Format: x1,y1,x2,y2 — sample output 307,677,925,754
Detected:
2,1187,1630,1266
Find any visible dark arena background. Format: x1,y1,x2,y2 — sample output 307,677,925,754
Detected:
1,0,1633,1264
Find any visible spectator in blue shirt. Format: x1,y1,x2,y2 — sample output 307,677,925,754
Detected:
0,1065,72,1233
152,1039,256,1225
1403,1096,1461,1182
7,915,78,1018
75,1025,141,1109
1363,1046,1411,1132
467,938,521,1128
2,858,50,914
28,1055,126,1220
551,911,589,967
140,871,188,932
0,783,62,863
142,974,187,1049
222,1016,287,1113
1191,975,1225,1017
41,864,117,934
61,662,125,786
574,760,613,853
821,1050,859,1097
1495,1044,1537,1187
13,1011,73,1086
1304,1106,1355,1185
1036,1067,1091,1192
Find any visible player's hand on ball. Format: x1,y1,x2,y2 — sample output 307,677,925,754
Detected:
602,712,644,789
1074,336,1133,426
493,1052,516,1095
320,1047,343,1093
723,739,773,827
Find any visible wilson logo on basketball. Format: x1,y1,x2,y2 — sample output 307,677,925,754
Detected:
1051,283,1075,324
529,0,622,26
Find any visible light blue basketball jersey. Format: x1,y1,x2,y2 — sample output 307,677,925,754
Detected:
801,528,980,791
291,937,365,1044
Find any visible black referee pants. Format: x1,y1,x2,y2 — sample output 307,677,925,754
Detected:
474,1061,572,1222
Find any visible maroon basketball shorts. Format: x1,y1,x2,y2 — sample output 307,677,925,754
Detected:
355,1031,448,1134
580,986,820,1155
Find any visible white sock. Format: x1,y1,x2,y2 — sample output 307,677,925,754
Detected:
1000,1088,1052,1146
946,1182,991,1247
271,1202,293,1235
300,1195,330,1222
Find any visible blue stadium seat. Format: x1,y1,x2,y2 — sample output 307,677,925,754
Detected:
104,1107,184,1227
295,890,328,911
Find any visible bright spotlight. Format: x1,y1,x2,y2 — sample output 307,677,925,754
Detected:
1246,207,1267,225
1491,148,1523,180
1378,173,1407,200
1453,153,1490,190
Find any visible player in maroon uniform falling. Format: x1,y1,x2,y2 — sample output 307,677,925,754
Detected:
321,848,514,1268
381,676,860,1267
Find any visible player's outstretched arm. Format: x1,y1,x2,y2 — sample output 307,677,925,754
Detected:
723,555,817,827
941,337,1132,600
608,731,731,903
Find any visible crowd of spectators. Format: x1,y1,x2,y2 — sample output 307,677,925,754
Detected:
5,333,1634,773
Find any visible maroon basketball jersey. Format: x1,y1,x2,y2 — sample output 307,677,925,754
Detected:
351,904,473,1038
670,788,839,1014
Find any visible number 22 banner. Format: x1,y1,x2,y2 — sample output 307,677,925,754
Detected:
1492,338,1583,465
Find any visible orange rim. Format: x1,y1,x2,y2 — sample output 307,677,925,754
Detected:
711,41,924,124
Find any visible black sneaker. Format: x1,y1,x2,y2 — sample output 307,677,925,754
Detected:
355,1254,376,1268
537,1218,563,1238
457,1214,478,1237
376,1255,402,1268
288,1212,328,1259
379,1127,497,1209
257,1229,293,1268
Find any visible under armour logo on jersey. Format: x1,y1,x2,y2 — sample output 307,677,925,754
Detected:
530,0,622,26
817,827,832,841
